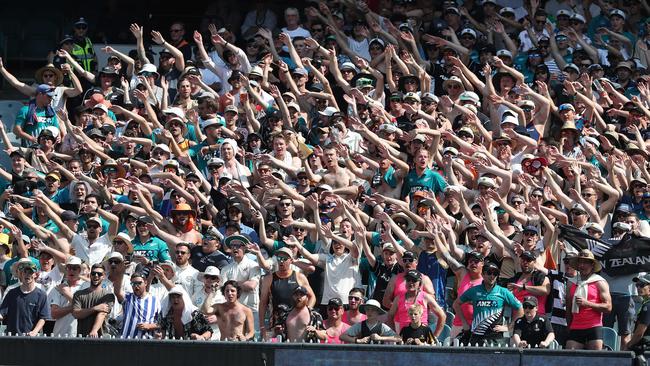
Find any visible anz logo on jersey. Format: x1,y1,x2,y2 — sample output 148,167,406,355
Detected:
476,300,498,307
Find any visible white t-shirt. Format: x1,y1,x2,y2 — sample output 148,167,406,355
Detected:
175,265,202,299
220,256,261,311
317,252,361,305
348,37,370,61
49,281,88,336
71,233,112,266
192,289,226,340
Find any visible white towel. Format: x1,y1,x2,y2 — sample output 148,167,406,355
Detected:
569,274,605,313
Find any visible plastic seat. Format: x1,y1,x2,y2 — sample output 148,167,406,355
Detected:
432,324,451,346
445,311,455,327
548,339,560,349
602,326,619,351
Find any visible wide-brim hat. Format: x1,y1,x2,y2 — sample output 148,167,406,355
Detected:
171,203,196,216
398,74,420,91
359,299,386,315
626,142,649,159
390,213,416,231
442,76,464,91
224,234,251,249
112,232,134,253
35,64,64,86
100,158,126,178
568,249,602,272
165,117,188,136
350,73,376,90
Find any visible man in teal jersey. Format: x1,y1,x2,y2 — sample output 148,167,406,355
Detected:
455,261,523,346
131,216,171,263
13,85,59,146
402,149,447,202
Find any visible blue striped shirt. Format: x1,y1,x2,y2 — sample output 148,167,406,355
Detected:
121,293,160,339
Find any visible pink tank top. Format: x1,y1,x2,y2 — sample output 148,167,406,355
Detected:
324,322,351,344
394,291,428,329
569,281,603,330
452,273,483,327
392,273,407,301
342,311,366,325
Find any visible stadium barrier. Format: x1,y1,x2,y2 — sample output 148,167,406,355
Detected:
0,335,635,366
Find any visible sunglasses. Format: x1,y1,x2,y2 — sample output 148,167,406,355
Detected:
87,224,101,229
66,266,81,271
108,259,122,265
277,256,291,263
327,305,341,311
403,258,415,263
131,281,144,286
523,304,536,309
175,251,189,255
348,296,362,301
483,270,500,276
90,271,104,277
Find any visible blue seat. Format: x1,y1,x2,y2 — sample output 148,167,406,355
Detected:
602,326,619,351
431,323,451,345
445,311,455,327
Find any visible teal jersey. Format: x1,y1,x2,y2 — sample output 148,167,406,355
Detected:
14,105,59,140
401,168,447,199
459,283,522,336
132,236,171,262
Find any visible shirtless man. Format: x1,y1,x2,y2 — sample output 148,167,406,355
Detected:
202,280,254,341
283,286,323,342
343,141,409,199
305,144,354,189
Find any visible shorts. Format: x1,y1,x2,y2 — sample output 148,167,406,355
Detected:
567,327,603,344
603,293,634,336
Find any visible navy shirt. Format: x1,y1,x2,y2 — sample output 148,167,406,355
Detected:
0,286,50,334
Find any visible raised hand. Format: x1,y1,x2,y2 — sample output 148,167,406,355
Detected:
151,30,166,45
130,23,143,40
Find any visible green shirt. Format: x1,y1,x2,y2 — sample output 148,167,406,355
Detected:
459,283,522,336
15,105,59,141
131,236,171,262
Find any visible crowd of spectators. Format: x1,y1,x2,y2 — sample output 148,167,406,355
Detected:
0,0,649,352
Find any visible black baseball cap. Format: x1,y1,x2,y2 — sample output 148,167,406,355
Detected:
402,251,417,261
328,297,343,307
404,270,422,281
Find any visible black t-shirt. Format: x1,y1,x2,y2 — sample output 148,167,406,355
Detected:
372,261,403,304
190,246,231,272
510,270,547,287
635,300,650,337
400,324,436,345
513,314,554,347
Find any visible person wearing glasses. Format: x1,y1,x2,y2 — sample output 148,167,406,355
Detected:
0,260,50,336
220,235,262,331
454,261,524,346
511,296,555,348
168,22,193,61
114,271,160,339
72,264,115,337
70,17,97,73
49,256,87,337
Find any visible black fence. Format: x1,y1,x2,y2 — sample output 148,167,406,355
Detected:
0,336,637,366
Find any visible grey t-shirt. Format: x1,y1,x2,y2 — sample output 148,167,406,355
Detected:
72,287,115,336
